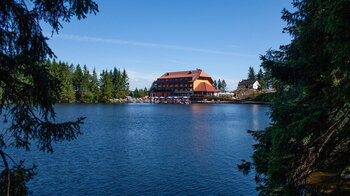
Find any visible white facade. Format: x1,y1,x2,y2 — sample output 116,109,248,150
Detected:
237,80,261,90
252,81,260,89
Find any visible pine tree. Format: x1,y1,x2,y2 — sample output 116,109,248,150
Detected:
150,81,157,92
240,0,350,194
117,69,124,98
221,80,227,92
112,67,124,98
257,69,263,80
73,64,83,101
134,88,139,98
80,65,93,103
90,68,100,103
47,60,75,103
248,66,256,80
59,62,75,103
0,0,98,194
47,59,60,101
213,80,217,88
69,64,75,75
217,79,222,91
263,68,272,89
257,68,267,90
144,87,148,97
81,65,90,92
100,70,113,103
111,67,118,98
121,69,129,97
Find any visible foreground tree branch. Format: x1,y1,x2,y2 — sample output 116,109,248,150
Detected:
0,150,10,196
0,0,99,194
242,0,350,194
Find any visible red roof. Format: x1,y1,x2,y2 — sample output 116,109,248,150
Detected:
158,69,214,83
158,70,200,79
194,82,220,92
199,70,211,77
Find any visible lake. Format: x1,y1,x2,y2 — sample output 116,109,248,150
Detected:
12,103,270,195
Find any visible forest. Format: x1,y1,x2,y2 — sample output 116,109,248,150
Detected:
239,0,350,194
45,60,149,103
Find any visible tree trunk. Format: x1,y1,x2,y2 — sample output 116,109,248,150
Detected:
0,150,10,196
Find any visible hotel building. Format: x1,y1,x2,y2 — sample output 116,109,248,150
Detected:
150,69,220,97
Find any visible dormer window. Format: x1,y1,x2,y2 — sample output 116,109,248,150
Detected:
166,73,170,76
188,71,192,74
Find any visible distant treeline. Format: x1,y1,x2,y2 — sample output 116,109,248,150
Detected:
213,79,227,92
46,59,132,103
130,87,149,98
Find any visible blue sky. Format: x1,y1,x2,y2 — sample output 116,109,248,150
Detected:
44,0,294,90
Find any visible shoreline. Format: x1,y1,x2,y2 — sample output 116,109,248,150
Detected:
55,100,273,105
191,100,272,105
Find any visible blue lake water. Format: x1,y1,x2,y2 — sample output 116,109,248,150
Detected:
11,103,270,195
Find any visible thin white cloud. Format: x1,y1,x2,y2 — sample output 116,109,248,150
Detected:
127,70,159,90
52,33,255,57
226,79,239,91
128,70,159,82
212,75,239,91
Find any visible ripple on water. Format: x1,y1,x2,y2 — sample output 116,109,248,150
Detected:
10,104,270,195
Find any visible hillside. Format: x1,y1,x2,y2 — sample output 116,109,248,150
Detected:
232,89,276,102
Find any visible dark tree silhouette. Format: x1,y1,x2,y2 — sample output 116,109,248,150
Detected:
248,66,256,80
0,0,98,195
239,0,350,194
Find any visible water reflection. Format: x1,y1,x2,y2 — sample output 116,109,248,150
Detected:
190,104,213,164
250,104,260,130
